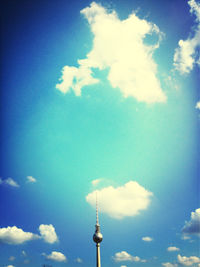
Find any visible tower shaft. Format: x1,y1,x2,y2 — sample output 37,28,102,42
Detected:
96,243,101,267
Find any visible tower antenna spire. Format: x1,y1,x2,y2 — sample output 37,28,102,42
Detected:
96,191,99,225
93,191,103,267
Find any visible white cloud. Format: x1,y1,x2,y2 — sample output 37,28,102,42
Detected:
91,178,103,186
5,265,15,267
0,226,39,245
56,2,166,103
26,176,37,183
189,0,200,20
141,259,147,263
181,234,191,240
177,254,200,266
22,250,27,256
9,256,15,261
173,0,200,74
75,257,83,263
2,178,19,188
173,37,199,74
56,65,99,96
113,251,141,262
167,246,180,252
120,266,127,267
182,208,200,236
45,251,67,262
162,263,178,267
86,181,153,219
142,236,153,242
0,224,58,245
39,224,58,244
195,101,200,109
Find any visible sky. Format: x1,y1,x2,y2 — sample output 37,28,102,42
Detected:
0,0,200,266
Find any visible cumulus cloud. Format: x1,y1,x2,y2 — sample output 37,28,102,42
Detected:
39,224,58,244
0,224,58,245
0,226,39,245
142,236,153,242
173,0,200,74
113,251,142,262
86,181,153,219
189,0,200,21
5,265,15,267
56,65,99,96
195,101,200,109
182,208,200,236
177,254,200,266
56,2,166,103
0,178,19,188
167,246,180,252
162,263,178,267
26,176,37,183
44,251,67,262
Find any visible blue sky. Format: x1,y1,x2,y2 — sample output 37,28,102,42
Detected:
0,0,199,266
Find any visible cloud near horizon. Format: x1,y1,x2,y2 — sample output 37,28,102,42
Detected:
163,255,200,267
177,254,200,266
86,181,153,219
56,2,166,103
173,0,200,74
162,263,178,267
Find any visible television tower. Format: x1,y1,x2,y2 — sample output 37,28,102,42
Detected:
93,193,103,267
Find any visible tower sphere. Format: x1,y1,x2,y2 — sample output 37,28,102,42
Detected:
93,232,103,243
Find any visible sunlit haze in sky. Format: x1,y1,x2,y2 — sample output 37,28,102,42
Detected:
0,0,200,266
